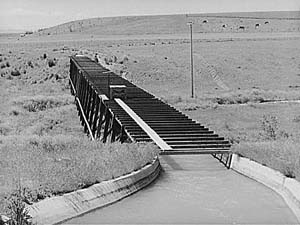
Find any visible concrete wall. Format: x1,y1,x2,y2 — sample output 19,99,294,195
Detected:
28,157,161,225
231,154,300,222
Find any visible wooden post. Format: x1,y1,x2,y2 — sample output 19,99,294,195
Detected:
88,91,97,131
84,86,93,132
110,116,117,142
83,83,91,114
91,95,100,137
190,23,194,98
102,111,111,143
96,101,106,138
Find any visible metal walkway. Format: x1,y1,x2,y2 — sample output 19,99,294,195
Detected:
69,55,231,156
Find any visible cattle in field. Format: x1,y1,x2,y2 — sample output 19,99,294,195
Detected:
265,21,269,24
222,24,227,28
239,26,245,30
255,23,260,29
202,20,208,23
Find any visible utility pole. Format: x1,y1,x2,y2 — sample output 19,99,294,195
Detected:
187,21,194,98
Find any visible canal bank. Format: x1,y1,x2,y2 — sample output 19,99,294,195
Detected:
27,157,160,225
66,154,298,224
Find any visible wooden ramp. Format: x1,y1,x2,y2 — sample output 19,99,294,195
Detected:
69,56,231,155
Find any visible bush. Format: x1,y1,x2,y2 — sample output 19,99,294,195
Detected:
27,61,33,68
0,126,10,135
260,115,278,140
10,69,21,77
5,188,32,225
47,59,56,67
14,95,73,112
119,55,129,64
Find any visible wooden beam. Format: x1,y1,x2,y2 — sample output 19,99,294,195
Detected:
115,98,172,151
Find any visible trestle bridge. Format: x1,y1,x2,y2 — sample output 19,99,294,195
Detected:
69,55,231,165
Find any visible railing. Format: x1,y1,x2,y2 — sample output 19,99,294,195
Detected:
69,58,133,143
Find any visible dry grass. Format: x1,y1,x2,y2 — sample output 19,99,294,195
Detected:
0,135,158,214
232,140,300,181
13,95,74,112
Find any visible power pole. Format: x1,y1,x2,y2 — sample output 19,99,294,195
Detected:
187,21,194,98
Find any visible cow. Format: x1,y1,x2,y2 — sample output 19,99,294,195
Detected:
265,21,269,24
222,24,227,28
255,23,260,29
202,20,208,23
239,26,245,30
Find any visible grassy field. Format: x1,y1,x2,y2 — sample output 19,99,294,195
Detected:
1,11,300,218
0,40,158,218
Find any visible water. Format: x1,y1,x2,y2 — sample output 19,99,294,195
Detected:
65,155,298,224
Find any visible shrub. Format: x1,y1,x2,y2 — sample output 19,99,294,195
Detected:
27,61,33,68
9,109,20,116
15,95,73,112
11,69,21,77
260,115,278,140
0,126,10,135
293,115,300,123
47,59,56,67
5,188,32,225
119,55,129,64
0,63,5,69
112,55,117,63
43,53,47,59
6,62,10,67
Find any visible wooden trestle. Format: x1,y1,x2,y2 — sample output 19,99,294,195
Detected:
69,55,231,161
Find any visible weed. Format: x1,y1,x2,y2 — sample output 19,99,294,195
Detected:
260,115,278,140
6,188,32,225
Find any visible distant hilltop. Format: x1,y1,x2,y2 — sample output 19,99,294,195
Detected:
36,11,300,36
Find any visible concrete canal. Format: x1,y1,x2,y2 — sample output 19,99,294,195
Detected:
65,155,298,224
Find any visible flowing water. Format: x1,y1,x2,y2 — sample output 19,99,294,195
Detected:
65,155,298,224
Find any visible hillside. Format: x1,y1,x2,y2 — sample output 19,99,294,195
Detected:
36,11,300,36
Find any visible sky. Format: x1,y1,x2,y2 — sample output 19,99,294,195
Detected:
1,0,300,31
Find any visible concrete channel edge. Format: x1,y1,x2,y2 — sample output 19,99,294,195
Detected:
27,156,161,225
230,153,300,222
